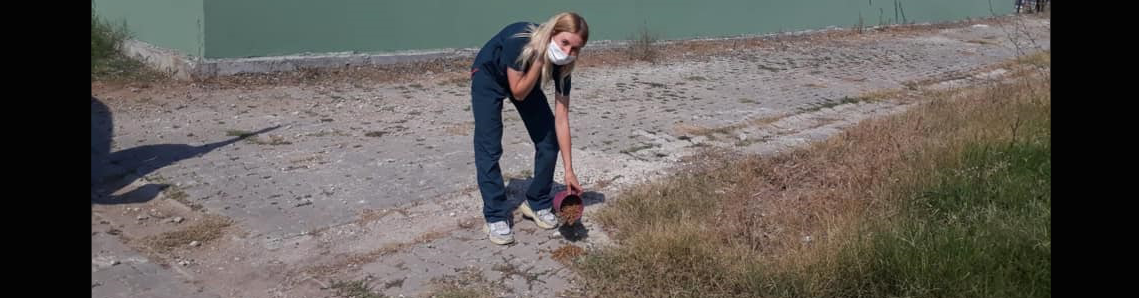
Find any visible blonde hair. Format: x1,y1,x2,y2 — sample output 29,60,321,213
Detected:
513,12,589,91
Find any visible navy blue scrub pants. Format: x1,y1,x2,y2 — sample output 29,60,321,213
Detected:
470,71,559,224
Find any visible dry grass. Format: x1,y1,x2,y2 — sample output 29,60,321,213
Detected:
329,279,387,298
858,87,910,101
426,267,499,298
672,123,743,138
92,7,169,83
415,230,450,243
163,184,203,211
437,72,472,88
798,96,866,112
246,134,293,146
626,25,662,63
578,52,1050,297
1016,50,1051,69
751,113,791,126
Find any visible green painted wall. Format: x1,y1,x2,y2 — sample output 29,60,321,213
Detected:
100,0,1014,59
92,0,204,57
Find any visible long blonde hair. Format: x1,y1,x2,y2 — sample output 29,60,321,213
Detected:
513,12,589,90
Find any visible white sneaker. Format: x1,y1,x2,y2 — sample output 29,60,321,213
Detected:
519,201,559,230
484,221,514,245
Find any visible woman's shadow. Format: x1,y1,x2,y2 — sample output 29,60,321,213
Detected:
91,96,279,205
504,177,606,242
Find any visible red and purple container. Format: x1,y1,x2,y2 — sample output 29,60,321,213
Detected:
553,190,583,223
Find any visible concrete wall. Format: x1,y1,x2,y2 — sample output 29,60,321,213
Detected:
93,0,1013,78
200,0,1012,59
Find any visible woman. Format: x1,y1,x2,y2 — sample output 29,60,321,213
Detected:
469,12,589,245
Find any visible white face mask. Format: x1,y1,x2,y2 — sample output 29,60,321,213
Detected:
546,40,576,65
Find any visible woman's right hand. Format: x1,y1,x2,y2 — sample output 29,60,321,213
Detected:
508,52,546,100
565,170,583,195
530,54,545,71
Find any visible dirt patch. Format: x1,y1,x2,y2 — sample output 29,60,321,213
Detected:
490,258,547,286
247,134,293,146
674,113,789,138
444,122,475,136
138,214,232,254
304,228,452,278
550,244,585,266
355,208,388,226
303,244,404,278
591,175,623,190
415,230,451,243
163,185,203,211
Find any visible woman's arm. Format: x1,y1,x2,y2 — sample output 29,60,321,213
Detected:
554,93,582,194
506,58,544,101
